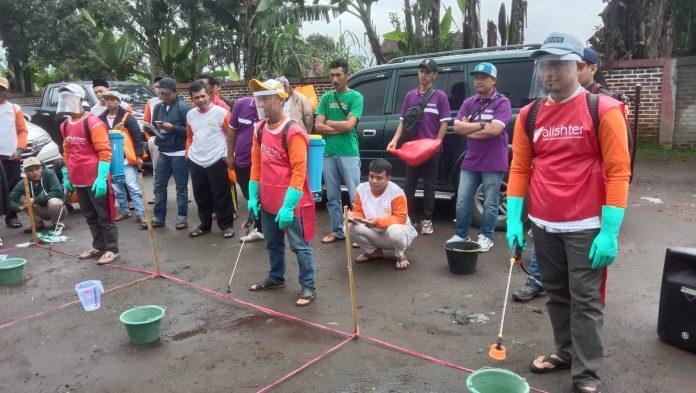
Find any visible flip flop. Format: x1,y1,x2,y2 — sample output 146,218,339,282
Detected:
321,234,344,244
222,228,235,239
394,257,410,270
529,354,572,374
78,249,103,260
355,250,383,264
188,227,210,238
296,286,316,306
97,251,119,265
249,278,286,291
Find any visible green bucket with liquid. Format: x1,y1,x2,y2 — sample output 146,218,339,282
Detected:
466,368,530,393
119,305,165,344
0,258,27,286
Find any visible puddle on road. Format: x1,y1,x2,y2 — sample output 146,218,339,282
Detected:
162,313,275,342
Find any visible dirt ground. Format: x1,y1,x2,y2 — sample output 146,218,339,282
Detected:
1,155,695,393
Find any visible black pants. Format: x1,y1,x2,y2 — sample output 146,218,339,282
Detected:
235,164,262,233
76,186,118,253
190,159,234,231
1,158,21,223
404,152,440,221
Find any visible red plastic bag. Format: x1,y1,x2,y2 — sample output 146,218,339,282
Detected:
388,139,442,166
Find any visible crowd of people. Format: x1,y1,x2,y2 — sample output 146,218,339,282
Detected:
0,31,631,393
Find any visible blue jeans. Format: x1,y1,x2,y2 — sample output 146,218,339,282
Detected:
112,164,144,216
455,169,504,239
528,245,542,284
260,209,315,289
153,154,189,224
322,155,361,238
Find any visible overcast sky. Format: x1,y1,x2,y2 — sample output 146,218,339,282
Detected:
304,0,606,49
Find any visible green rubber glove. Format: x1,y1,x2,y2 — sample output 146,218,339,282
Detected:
61,167,74,193
247,180,261,219
275,187,302,229
589,205,625,269
506,196,526,251
91,161,110,198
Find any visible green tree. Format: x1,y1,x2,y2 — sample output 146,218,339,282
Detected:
332,0,386,64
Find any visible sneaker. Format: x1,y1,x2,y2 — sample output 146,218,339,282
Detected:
240,228,264,242
512,277,546,302
446,235,470,243
420,219,434,235
148,198,157,205
476,234,494,252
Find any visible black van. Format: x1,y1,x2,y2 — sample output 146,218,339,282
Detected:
347,44,539,230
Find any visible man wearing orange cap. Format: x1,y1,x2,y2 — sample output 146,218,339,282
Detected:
246,78,316,306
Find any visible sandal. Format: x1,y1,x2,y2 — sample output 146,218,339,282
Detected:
296,286,316,306
355,249,383,264
176,222,188,230
6,217,22,228
188,227,210,238
97,251,119,265
78,249,104,260
222,228,235,239
321,233,344,244
115,212,132,222
249,278,286,291
573,384,601,393
529,354,571,374
395,257,410,270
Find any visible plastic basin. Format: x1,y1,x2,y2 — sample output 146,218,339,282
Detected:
119,305,166,344
0,258,27,286
466,368,530,393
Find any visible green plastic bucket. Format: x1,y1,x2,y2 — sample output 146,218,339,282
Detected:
466,368,530,393
0,258,27,286
119,305,166,344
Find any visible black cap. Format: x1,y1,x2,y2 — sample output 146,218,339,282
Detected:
153,76,164,83
92,78,109,88
419,58,438,72
158,77,177,94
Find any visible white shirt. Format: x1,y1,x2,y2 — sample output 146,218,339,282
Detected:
355,181,417,236
186,104,230,167
0,101,21,156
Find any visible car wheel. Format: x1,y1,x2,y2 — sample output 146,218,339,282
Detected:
470,180,508,231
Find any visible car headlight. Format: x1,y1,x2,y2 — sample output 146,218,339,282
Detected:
31,134,52,150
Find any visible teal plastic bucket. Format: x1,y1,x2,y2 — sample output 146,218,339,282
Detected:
466,368,530,393
0,258,27,286
119,305,166,344
307,135,326,201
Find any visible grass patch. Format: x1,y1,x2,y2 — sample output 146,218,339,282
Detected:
635,144,696,159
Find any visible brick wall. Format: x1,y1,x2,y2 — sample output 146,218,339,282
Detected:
604,66,663,144
176,77,333,102
673,57,696,149
8,92,42,106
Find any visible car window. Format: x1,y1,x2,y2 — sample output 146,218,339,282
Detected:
108,83,156,105
393,72,419,114
492,61,535,108
350,74,390,116
46,87,60,107
443,71,467,111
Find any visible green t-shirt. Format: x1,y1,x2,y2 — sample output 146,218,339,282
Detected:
315,89,364,156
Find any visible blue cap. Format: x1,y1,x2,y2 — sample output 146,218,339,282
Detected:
583,48,601,66
470,62,497,78
531,32,585,61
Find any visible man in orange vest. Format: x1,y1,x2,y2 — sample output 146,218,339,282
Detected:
0,76,28,229
507,33,630,393
246,78,317,307
59,84,119,265
98,91,145,224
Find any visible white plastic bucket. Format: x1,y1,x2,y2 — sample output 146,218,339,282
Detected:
75,280,104,311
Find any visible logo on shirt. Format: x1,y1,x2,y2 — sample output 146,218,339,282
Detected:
260,143,282,159
533,124,584,143
65,135,87,144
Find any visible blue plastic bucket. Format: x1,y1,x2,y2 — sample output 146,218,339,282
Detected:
108,131,125,184
307,136,326,201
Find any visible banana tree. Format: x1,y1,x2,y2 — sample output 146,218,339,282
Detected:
83,10,143,79
382,5,456,57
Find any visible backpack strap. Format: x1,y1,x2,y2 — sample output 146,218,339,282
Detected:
524,98,545,148
256,119,297,154
419,87,436,111
83,117,92,145
586,93,600,143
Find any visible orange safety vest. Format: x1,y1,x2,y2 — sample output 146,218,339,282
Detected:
111,113,139,165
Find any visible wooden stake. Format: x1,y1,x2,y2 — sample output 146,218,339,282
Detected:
343,206,359,335
138,172,161,274
22,174,39,244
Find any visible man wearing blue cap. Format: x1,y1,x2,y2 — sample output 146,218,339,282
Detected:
507,32,631,393
449,62,512,252
580,48,612,96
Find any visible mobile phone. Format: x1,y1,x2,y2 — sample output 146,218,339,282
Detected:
348,216,371,226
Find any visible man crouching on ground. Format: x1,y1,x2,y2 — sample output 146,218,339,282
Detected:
246,78,317,306
349,159,417,270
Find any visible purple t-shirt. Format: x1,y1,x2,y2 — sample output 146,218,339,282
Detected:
400,88,451,139
456,90,512,172
230,96,259,168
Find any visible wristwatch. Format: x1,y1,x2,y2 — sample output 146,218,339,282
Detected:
479,121,486,130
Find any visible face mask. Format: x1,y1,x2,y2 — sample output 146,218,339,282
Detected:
529,57,579,99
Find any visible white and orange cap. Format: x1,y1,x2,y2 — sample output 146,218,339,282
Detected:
249,79,289,99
